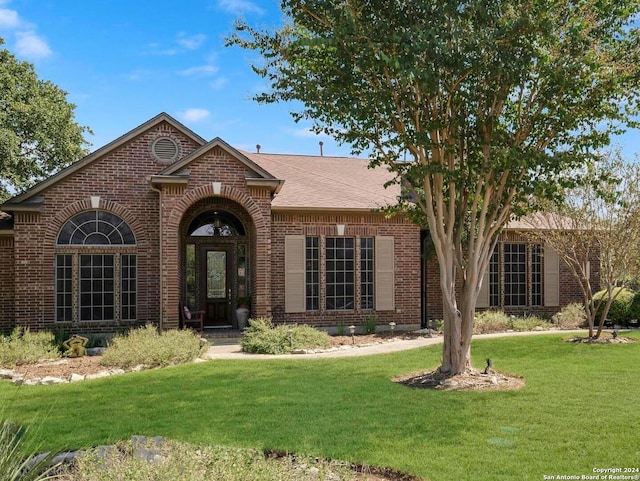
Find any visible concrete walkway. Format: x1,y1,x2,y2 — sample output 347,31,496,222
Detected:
203,329,589,360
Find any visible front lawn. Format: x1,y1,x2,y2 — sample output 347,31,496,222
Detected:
1,332,638,481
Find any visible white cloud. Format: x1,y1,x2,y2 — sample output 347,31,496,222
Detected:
14,30,52,59
149,32,207,56
179,108,211,123
178,65,218,77
0,7,19,29
209,77,228,90
217,0,264,15
176,33,206,50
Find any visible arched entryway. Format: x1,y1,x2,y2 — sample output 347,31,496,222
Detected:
180,199,253,329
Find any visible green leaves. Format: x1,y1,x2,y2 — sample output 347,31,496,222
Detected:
0,39,90,202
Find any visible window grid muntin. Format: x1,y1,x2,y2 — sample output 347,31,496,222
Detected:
79,254,115,322
504,243,527,307
57,210,135,245
305,237,319,311
360,237,374,310
55,254,73,322
531,245,543,306
325,237,355,310
121,255,137,321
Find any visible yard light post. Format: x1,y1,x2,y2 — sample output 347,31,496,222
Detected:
288,327,293,348
348,325,356,344
389,322,396,337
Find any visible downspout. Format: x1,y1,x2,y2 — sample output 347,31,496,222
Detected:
149,181,163,332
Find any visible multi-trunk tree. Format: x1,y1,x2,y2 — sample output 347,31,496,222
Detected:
526,153,640,338
0,38,90,202
230,0,640,375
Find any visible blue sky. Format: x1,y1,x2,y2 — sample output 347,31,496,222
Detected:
0,0,638,160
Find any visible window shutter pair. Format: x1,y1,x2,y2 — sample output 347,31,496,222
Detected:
284,235,395,313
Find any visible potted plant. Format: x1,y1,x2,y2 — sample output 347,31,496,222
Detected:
236,296,251,330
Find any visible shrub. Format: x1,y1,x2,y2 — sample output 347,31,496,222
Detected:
473,311,511,334
240,318,330,354
552,303,587,329
628,292,640,323
100,324,207,369
594,287,636,326
474,311,550,333
510,315,551,331
363,314,378,334
0,328,60,368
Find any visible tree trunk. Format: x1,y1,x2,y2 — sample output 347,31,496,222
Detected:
439,279,475,375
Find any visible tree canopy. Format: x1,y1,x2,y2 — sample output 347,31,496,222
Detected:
0,38,90,202
230,0,640,374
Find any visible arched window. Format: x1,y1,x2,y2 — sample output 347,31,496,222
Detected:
57,210,136,245
188,211,245,237
55,210,137,324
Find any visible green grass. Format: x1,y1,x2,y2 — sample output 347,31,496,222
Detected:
1,332,639,481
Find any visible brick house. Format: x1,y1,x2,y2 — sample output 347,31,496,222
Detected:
0,113,595,334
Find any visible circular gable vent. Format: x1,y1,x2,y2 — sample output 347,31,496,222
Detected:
152,137,178,162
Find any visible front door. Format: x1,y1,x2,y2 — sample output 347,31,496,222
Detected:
201,247,232,327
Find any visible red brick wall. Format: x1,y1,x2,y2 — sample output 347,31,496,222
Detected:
11,121,202,332
270,211,421,330
0,236,14,332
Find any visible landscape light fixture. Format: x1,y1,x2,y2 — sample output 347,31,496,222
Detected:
348,325,356,344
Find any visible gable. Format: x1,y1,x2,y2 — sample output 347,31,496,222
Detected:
2,113,205,210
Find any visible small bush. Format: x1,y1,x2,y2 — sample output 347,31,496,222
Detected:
629,293,640,323
510,315,551,331
363,315,378,334
100,324,206,369
240,318,330,354
552,303,587,329
594,287,636,326
474,311,511,334
0,328,60,368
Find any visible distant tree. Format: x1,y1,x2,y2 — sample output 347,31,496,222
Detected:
229,0,640,375
527,153,640,338
0,38,90,202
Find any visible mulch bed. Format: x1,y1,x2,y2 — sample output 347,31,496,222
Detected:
393,368,525,391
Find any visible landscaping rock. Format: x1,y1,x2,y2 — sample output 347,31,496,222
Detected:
40,376,66,384
85,370,111,380
69,373,85,382
0,368,15,379
86,347,106,356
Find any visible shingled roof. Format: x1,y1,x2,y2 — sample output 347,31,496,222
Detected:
243,151,400,211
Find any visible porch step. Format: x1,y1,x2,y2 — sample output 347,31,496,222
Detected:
200,328,243,344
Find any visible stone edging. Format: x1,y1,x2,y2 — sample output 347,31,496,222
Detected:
0,358,209,386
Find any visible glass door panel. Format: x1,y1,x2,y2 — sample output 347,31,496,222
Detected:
207,251,227,299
